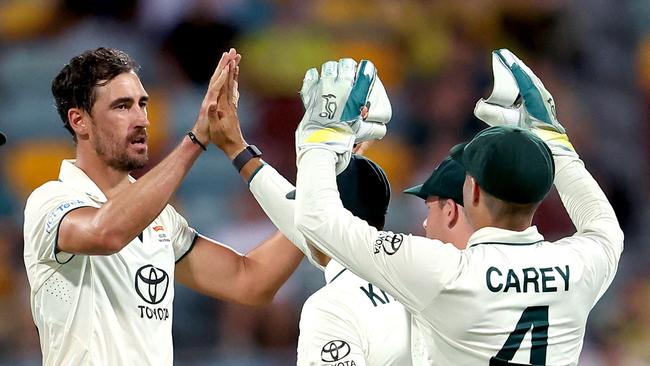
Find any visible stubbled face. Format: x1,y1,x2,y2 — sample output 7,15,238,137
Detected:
88,71,150,172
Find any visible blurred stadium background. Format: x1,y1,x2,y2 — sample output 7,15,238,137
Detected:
0,0,648,365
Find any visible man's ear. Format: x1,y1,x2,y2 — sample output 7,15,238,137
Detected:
444,199,459,229
471,177,481,207
68,108,89,138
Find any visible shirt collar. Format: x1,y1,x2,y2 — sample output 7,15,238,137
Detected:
58,160,112,203
466,225,544,248
324,259,347,284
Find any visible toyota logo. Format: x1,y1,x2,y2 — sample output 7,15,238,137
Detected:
321,340,351,362
135,265,169,305
382,234,403,255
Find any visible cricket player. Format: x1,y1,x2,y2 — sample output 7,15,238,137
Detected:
206,59,474,364
23,48,305,365
292,53,623,365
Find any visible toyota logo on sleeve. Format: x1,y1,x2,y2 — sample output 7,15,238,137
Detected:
321,340,351,362
134,265,169,304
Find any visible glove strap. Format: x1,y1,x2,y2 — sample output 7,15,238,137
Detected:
232,145,263,172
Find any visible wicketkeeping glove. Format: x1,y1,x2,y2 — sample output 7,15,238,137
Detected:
296,58,392,173
474,49,577,157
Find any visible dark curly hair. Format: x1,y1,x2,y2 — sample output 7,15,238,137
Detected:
51,48,140,140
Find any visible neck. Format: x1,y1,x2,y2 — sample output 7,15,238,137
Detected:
471,214,533,232
75,148,132,200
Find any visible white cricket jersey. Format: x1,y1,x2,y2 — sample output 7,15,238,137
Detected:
295,149,624,366
23,160,196,366
248,165,412,365
297,260,411,366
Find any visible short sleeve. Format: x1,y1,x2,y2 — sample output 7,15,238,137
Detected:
297,296,367,366
160,205,197,262
24,182,94,265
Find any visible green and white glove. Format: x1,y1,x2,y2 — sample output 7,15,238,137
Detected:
296,58,391,173
474,48,577,157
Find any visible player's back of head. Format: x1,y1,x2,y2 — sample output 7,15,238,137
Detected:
450,126,554,226
337,154,390,230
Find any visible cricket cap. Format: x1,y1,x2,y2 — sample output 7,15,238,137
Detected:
286,154,390,224
403,157,465,205
450,125,554,204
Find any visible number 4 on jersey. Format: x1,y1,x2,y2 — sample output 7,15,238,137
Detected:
490,306,549,366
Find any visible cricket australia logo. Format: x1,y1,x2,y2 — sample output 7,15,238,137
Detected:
319,94,337,119
135,265,169,304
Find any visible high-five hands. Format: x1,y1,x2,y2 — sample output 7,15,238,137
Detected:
296,59,392,173
474,49,577,157
208,50,248,160
191,49,241,150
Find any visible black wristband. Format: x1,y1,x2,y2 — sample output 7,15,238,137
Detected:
232,145,262,172
187,131,207,151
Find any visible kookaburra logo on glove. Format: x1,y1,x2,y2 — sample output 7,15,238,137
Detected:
319,94,337,119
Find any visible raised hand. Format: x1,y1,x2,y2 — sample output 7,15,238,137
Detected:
191,49,239,148
208,50,247,159
296,58,392,174
474,49,576,156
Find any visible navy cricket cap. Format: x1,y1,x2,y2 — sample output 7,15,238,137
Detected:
336,154,390,223
286,155,390,223
0,131,5,146
403,157,465,205
450,125,554,204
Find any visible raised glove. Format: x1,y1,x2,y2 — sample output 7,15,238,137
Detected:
474,49,577,157
296,59,391,173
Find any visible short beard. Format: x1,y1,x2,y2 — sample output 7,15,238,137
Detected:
105,151,148,172
93,130,148,172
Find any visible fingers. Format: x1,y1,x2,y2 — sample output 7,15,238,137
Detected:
232,65,240,108
208,52,230,90
340,60,376,122
338,58,357,83
352,141,374,155
473,99,521,127
300,68,319,106
207,49,240,99
321,61,338,80
226,63,233,103
211,64,230,109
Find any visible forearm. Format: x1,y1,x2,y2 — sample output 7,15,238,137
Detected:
554,155,624,251
248,164,324,270
293,149,390,293
240,231,304,304
92,136,202,250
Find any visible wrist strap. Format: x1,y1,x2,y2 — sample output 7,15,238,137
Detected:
232,145,262,172
187,131,207,151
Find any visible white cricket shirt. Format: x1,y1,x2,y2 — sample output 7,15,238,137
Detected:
248,165,412,365
295,149,624,366
23,160,196,366
297,260,411,366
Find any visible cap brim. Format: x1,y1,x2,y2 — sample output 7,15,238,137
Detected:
403,184,427,199
0,132,5,146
